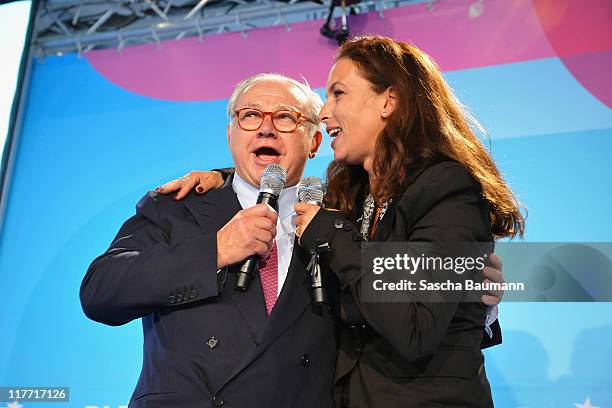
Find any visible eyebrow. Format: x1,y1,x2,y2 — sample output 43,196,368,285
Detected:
326,81,345,94
240,102,298,111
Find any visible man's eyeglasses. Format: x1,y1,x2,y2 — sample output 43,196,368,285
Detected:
234,108,316,133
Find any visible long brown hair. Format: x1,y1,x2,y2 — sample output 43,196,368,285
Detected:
324,35,525,239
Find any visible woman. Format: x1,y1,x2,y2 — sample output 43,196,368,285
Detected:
158,35,523,407
291,36,524,408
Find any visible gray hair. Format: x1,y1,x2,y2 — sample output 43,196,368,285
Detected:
227,73,323,135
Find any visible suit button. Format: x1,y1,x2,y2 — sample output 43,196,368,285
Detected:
206,337,219,349
176,293,183,303
352,233,361,242
334,219,344,229
168,295,176,304
212,395,224,406
190,289,198,299
300,354,310,366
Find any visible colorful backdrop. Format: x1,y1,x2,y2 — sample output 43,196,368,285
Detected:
1,0,611,407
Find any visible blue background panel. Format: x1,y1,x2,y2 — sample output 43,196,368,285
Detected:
1,46,611,408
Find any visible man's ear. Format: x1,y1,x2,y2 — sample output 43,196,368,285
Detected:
310,130,323,154
226,124,231,146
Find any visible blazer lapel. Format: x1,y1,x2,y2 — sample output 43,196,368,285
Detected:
228,269,269,340
258,238,311,349
214,239,311,394
184,173,241,232
372,158,444,242
371,199,396,242
184,173,269,338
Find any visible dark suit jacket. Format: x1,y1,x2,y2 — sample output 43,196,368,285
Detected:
80,175,338,408
300,159,497,408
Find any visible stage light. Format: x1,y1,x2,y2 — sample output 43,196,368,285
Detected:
319,0,351,45
469,0,484,18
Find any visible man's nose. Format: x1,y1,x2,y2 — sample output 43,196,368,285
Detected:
258,114,277,138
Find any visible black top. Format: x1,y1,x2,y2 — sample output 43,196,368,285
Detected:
300,159,498,408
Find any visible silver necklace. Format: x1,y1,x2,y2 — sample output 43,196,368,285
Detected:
359,194,391,239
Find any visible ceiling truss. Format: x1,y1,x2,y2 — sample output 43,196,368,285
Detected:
32,0,426,58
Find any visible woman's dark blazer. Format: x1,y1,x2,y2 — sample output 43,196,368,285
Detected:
300,158,496,408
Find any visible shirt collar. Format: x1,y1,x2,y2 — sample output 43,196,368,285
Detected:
232,170,298,221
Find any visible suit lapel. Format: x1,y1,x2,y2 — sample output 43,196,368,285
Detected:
228,269,269,340
183,173,269,338
188,173,313,394
215,238,311,394
258,238,310,348
184,173,241,232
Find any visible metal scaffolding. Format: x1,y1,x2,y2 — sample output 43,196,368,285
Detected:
32,0,423,58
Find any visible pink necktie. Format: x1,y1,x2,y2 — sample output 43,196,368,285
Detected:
259,241,278,315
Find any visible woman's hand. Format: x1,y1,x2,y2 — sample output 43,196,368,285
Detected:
294,202,321,242
155,170,225,200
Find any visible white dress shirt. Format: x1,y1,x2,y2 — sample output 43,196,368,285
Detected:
232,171,298,297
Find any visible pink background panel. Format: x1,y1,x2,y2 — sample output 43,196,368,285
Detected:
85,0,610,102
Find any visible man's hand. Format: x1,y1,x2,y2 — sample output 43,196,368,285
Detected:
156,170,225,200
216,204,278,269
482,253,504,306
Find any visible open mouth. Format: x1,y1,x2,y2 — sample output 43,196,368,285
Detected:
253,146,282,164
327,127,342,138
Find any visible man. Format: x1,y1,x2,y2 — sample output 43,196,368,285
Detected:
81,73,338,408
81,73,502,408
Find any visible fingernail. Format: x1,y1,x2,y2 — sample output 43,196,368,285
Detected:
196,186,204,193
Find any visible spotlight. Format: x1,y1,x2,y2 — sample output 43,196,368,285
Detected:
469,0,484,18
320,0,352,45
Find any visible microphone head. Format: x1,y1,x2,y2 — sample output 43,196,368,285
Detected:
298,176,324,204
260,164,287,196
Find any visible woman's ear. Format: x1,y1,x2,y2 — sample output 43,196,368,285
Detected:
381,86,398,118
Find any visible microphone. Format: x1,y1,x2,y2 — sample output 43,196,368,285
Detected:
235,164,287,292
298,176,324,205
298,176,327,306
